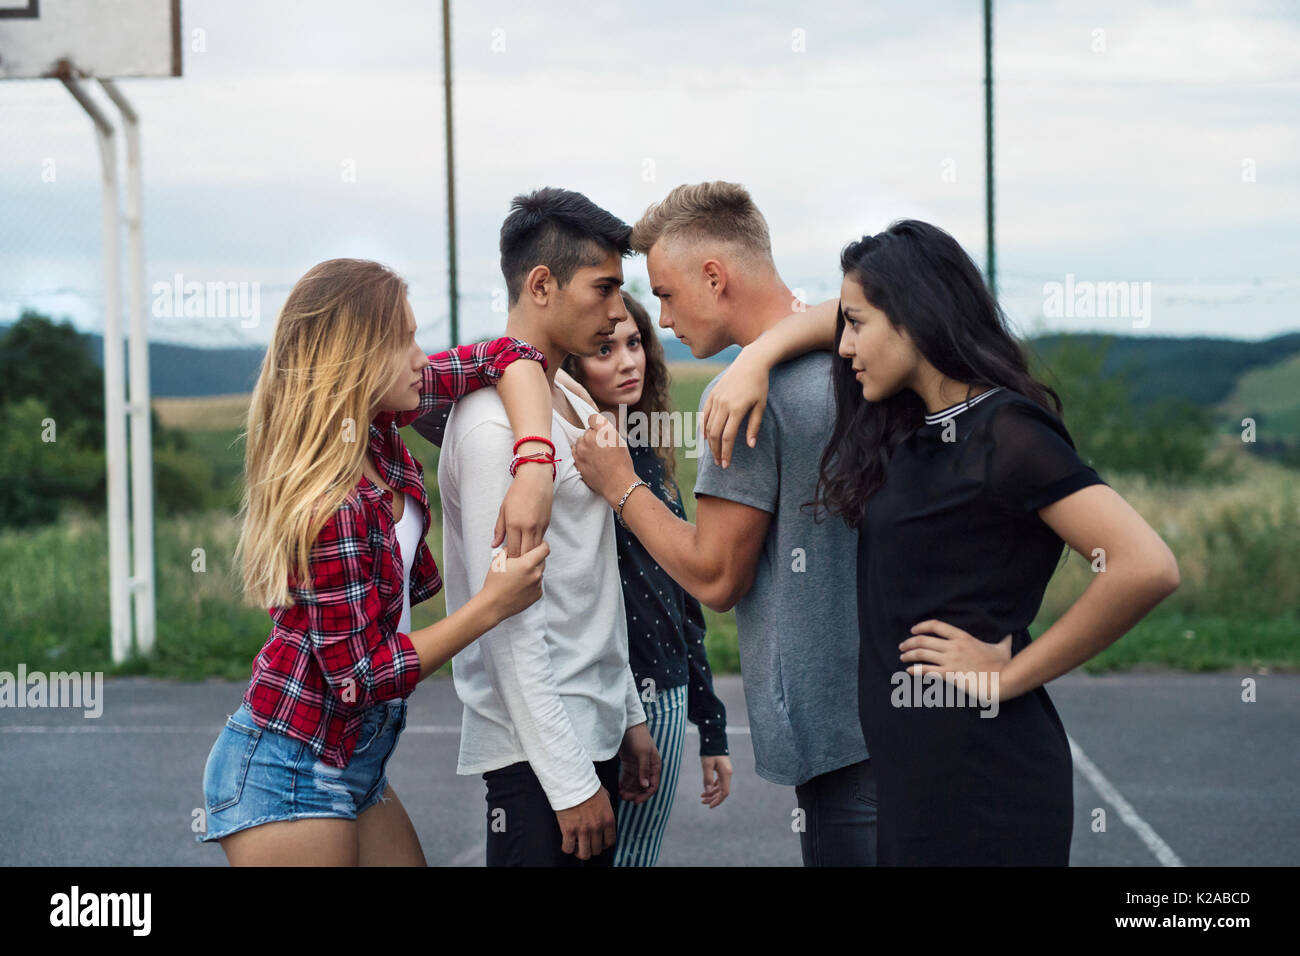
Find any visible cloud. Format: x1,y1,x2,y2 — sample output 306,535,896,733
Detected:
0,0,1296,343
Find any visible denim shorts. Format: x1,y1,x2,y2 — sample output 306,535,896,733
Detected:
196,697,408,843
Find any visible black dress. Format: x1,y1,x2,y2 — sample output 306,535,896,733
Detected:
855,386,1107,865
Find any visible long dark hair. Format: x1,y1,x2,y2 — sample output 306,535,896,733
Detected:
563,290,679,489
812,219,1062,528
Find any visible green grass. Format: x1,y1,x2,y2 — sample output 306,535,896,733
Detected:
1221,350,1300,440
1063,608,1300,673
0,506,268,679
2,370,1296,677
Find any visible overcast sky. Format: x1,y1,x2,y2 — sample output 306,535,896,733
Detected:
1,0,1297,349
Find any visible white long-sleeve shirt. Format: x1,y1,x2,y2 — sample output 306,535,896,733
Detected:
438,381,646,811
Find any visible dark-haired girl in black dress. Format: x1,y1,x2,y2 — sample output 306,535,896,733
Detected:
696,220,1180,865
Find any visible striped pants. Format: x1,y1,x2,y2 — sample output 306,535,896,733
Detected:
614,682,688,867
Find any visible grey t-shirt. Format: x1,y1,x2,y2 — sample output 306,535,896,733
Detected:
693,351,868,786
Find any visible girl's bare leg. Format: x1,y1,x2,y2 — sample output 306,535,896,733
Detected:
219,817,359,866
357,785,427,866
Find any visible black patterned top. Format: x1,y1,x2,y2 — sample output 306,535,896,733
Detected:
616,442,729,757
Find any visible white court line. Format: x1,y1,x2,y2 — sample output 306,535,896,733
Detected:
1068,734,1184,867
1,725,213,733
0,724,752,735
403,726,751,735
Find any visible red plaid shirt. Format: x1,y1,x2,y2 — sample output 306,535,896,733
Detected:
242,336,547,767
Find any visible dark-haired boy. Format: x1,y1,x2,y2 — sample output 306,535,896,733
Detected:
423,187,660,866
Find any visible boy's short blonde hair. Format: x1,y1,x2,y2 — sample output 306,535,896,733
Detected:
630,181,774,263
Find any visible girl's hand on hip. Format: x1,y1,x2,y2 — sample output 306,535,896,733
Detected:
899,619,1012,683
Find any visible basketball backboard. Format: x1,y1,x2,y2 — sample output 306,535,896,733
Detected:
0,0,181,79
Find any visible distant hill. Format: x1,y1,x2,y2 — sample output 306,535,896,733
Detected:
1221,350,1300,442
94,338,266,398
657,336,740,365
0,320,730,398
0,319,267,398
2,320,1296,409
1026,332,1300,408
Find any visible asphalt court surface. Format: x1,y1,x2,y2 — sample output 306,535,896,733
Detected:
1,672,1293,866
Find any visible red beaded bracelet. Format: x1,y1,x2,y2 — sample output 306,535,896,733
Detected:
510,452,561,480
513,435,555,456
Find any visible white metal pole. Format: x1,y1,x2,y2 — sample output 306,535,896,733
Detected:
101,78,156,657
62,75,132,663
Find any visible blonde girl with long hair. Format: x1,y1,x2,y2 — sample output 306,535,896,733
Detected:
198,258,563,865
